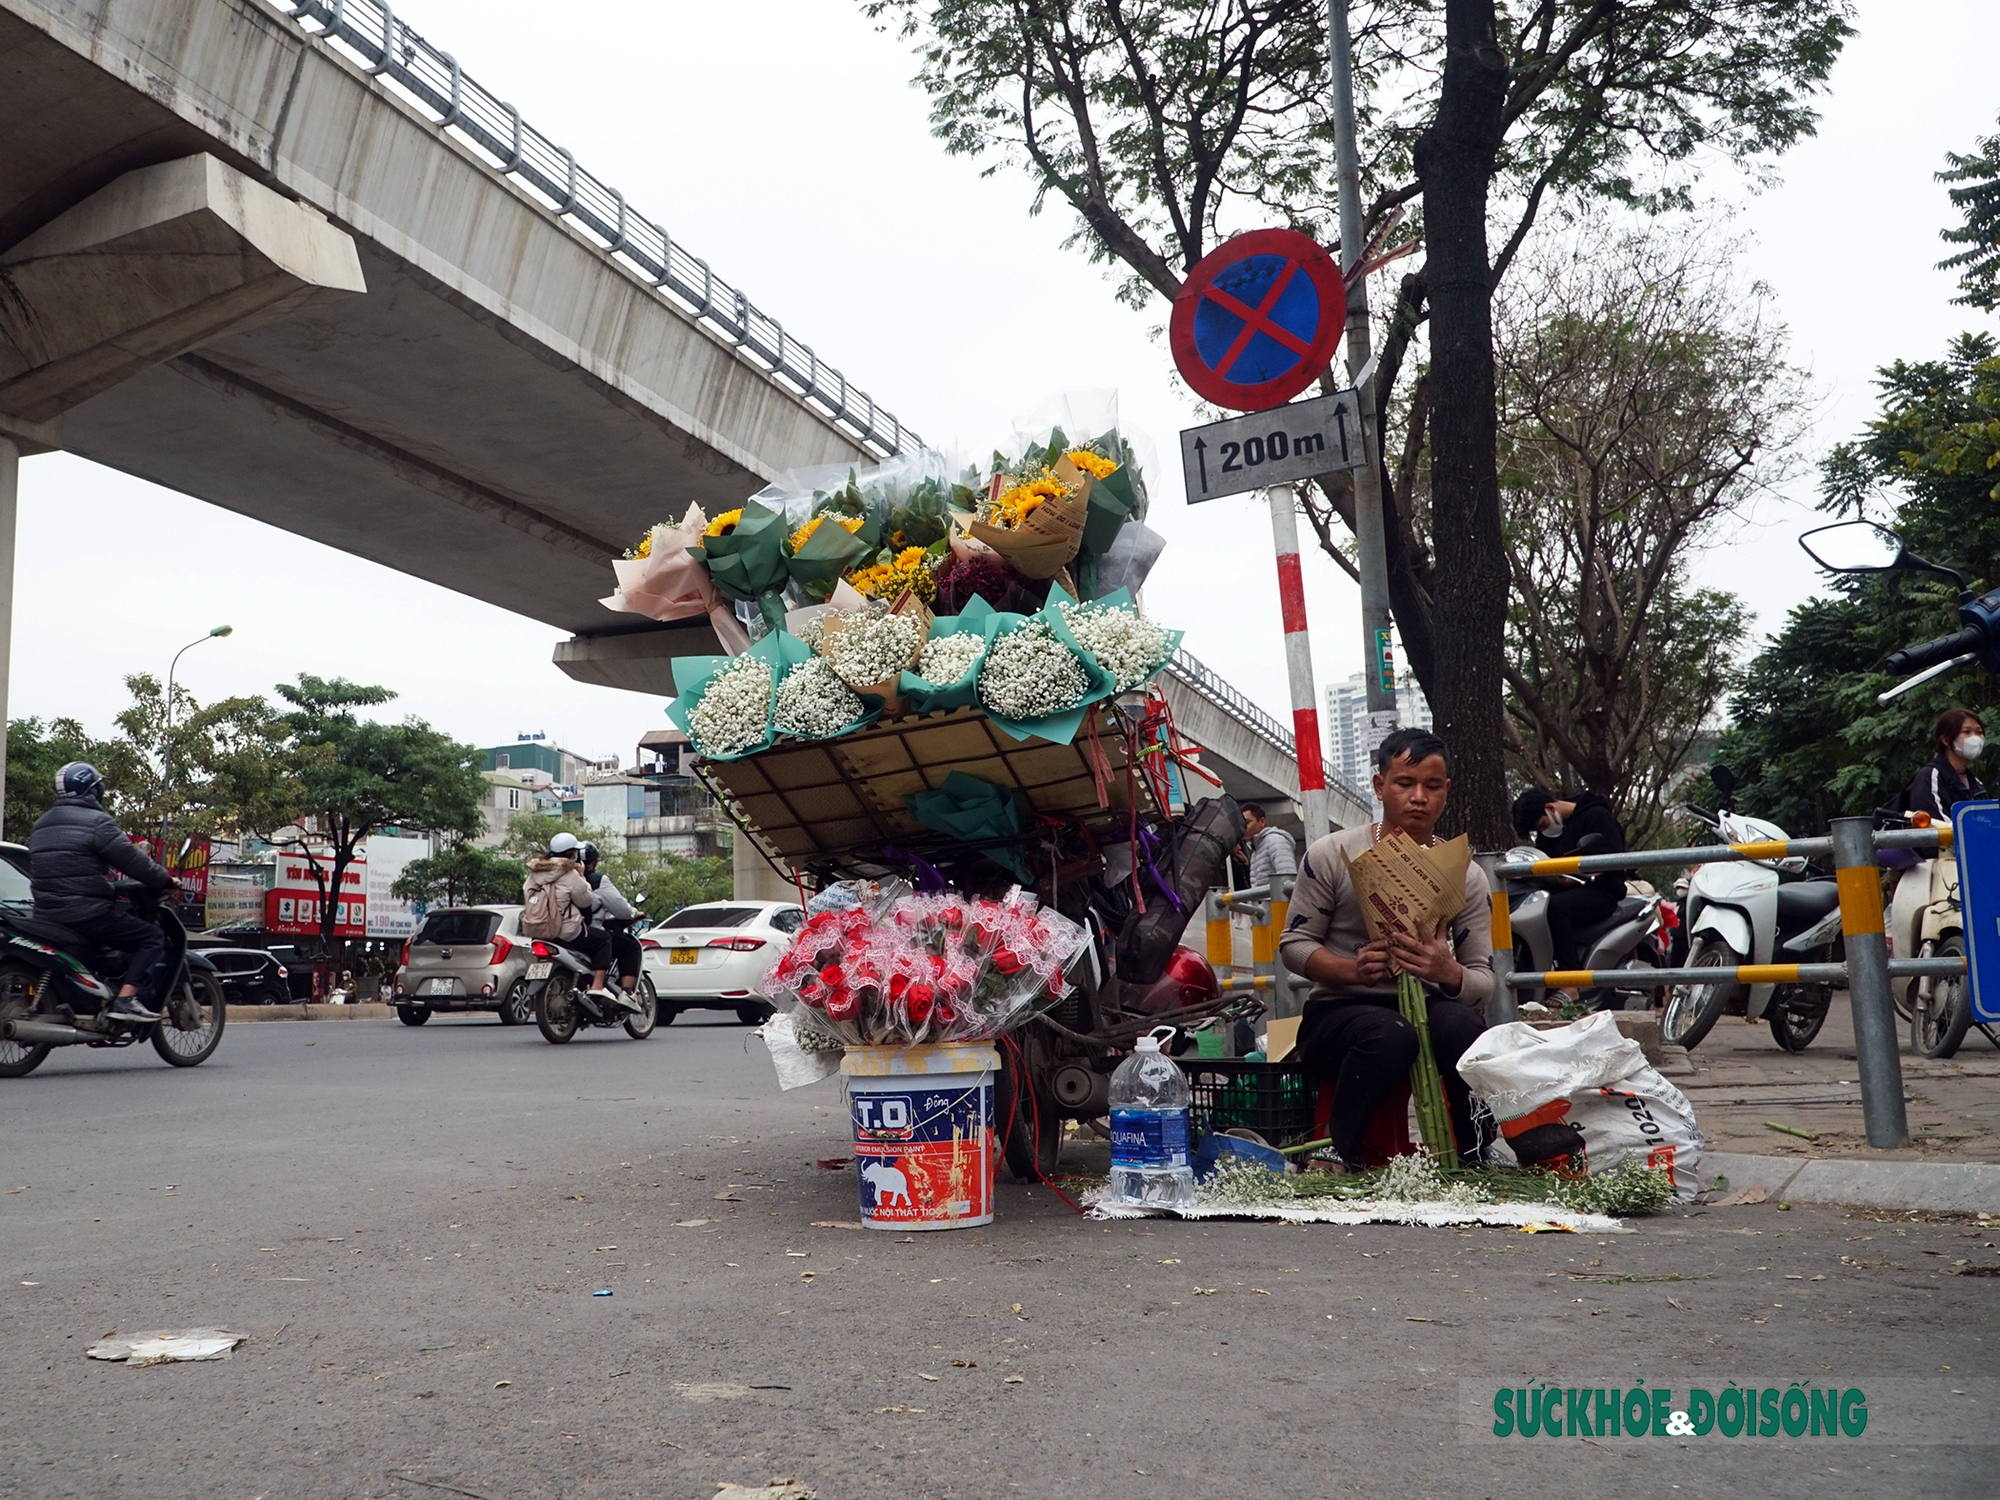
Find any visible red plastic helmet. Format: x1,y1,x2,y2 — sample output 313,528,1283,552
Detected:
1125,945,1221,1016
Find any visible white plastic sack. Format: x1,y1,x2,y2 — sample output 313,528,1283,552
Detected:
757,1011,842,1091
1458,1013,1702,1198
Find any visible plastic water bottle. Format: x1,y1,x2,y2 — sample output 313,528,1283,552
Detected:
1106,1030,1196,1210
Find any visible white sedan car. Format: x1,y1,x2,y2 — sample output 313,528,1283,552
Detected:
640,899,805,1024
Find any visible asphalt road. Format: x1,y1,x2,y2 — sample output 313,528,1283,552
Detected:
2,1014,1995,1500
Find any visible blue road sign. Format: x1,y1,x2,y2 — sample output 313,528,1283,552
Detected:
1952,800,2000,1023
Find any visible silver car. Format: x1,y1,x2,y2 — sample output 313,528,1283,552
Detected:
394,906,537,1026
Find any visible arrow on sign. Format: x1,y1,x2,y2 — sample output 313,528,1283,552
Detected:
1193,437,1209,491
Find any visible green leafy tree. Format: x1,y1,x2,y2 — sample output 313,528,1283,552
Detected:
1716,335,2000,833
1486,224,1793,843
623,854,737,919
865,0,1851,841
391,845,527,909
5,716,109,836
263,676,487,955
1940,112,2000,313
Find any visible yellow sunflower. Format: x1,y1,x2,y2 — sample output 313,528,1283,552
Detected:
788,514,865,554
1066,449,1119,480
703,508,744,539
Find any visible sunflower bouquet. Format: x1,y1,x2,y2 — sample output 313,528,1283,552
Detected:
963,456,1090,580
600,502,749,652
846,544,940,605
692,499,792,633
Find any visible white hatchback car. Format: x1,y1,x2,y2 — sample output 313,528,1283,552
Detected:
640,899,805,1025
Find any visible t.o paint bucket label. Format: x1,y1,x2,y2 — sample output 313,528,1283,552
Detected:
849,1074,994,1230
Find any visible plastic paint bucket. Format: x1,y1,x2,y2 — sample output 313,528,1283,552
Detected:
841,1044,998,1231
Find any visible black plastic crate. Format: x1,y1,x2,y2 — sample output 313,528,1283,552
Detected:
1175,1057,1318,1147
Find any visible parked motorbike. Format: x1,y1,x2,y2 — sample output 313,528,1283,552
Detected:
1502,837,1671,1011
0,881,226,1076
1661,769,1843,1053
525,934,657,1043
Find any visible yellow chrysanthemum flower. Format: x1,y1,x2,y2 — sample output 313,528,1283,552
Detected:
703,508,744,539
632,530,654,559
1066,449,1119,480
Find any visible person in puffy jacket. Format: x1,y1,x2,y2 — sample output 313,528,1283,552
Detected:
29,762,175,1022
523,832,613,1004
580,843,644,1014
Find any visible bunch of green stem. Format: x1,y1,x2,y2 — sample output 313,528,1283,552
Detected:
1398,970,1455,1162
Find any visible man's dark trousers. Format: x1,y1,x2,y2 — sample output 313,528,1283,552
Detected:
1300,997,1487,1166
68,909,166,1000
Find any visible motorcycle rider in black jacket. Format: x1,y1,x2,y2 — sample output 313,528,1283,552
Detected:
29,763,176,1022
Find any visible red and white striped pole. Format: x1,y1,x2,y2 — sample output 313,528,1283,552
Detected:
1268,483,1329,840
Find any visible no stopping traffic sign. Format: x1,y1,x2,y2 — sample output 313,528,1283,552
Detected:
1169,228,1346,412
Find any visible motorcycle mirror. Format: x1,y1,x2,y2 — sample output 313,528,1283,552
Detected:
1574,832,1606,853
1799,520,1969,590
1709,764,1738,798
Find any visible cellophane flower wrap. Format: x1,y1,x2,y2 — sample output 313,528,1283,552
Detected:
974,597,1119,745
1008,393,1150,586
601,504,752,653
1047,583,1181,693
693,499,793,632
764,889,1087,1047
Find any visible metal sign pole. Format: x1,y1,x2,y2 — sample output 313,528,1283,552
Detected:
1830,815,1910,1149
1327,0,1399,742
1270,484,1330,841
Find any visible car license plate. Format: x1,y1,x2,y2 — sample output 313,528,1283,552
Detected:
425,978,452,996
527,962,552,979
671,947,698,965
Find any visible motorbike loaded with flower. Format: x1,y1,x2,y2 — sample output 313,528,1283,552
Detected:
601,399,1257,1181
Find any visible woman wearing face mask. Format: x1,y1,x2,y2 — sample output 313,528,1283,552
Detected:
1907,707,1988,821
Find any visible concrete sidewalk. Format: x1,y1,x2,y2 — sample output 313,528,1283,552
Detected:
224,1002,392,1021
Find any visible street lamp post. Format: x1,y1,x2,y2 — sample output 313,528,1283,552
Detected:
160,625,233,860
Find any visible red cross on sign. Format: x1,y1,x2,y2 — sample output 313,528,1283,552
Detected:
1169,228,1346,412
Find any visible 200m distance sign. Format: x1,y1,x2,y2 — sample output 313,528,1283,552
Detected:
1181,390,1366,504
1170,228,1346,411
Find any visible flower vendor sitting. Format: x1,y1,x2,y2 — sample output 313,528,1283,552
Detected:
1277,729,1492,1169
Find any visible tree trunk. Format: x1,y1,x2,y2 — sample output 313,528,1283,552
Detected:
1412,0,1511,848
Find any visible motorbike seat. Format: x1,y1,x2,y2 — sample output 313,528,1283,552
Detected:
1572,896,1650,949
1776,880,1840,929
6,912,92,956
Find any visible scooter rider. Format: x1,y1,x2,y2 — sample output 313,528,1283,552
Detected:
523,832,615,1005
1907,707,1986,821
578,843,644,1014
28,763,177,1023
1511,786,1631,984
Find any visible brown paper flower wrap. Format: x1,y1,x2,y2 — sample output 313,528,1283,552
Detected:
964,455,1091,580
600,505,752,654
816,589,934,718
1342,829,1473,1164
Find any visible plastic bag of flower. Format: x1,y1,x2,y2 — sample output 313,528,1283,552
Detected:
1008,391,1150,561
974,599,1118,745
963,457,1091,580
898,596,996,714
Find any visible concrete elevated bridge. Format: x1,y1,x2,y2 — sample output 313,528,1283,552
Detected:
0,0,1368,875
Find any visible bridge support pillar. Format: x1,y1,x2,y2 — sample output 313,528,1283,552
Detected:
0,435,14,838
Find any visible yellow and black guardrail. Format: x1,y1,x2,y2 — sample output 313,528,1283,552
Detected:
1478,816,1955,1151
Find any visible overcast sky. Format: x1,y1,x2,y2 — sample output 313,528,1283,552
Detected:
12,0,1997,766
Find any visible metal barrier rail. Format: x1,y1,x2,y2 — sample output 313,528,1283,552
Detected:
1480,816,1945,1152
277,0,917,460
1507,956,1965,990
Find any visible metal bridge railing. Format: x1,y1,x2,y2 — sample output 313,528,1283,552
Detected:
277,0,917,461
1166,649,1372,814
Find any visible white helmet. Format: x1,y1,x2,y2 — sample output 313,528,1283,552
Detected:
548,831,581,856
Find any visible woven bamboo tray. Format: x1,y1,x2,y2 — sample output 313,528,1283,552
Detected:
697,704,1154,874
